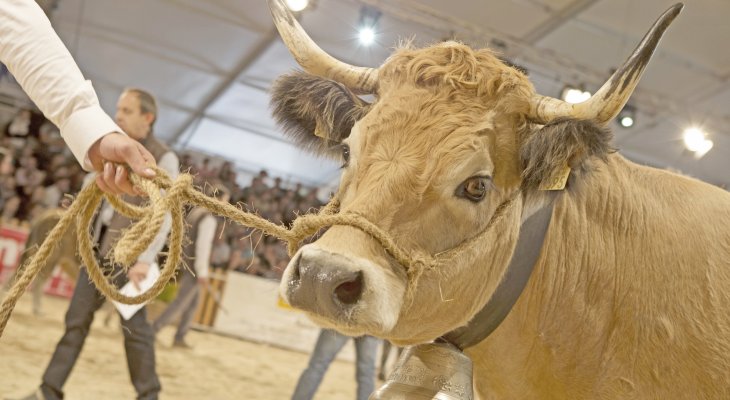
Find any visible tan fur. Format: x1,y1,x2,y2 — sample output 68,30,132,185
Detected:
470,156,730,399
276,42,730,398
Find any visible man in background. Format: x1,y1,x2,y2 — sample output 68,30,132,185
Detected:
15,88,178,400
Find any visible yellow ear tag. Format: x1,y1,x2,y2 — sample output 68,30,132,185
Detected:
539,164,571,191
277,295,294,310
314,121,327,139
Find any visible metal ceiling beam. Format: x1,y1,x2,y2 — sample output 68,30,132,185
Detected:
54,18,226,76
521,0,600,44
168,28,279,146
160,0,270,34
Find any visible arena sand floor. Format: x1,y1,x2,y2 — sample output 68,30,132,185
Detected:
0,295,357,399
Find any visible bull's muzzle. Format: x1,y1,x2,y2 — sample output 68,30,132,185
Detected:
285,248,365,317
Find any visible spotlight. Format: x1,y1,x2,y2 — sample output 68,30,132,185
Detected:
357,6,381,46
683,127,713,159
561,85,591,104
285,0,309,12
358,27,375,45
617,105,636,128
694,139,713,159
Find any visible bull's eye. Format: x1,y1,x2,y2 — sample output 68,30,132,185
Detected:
456,176,491,202
341,144,350,168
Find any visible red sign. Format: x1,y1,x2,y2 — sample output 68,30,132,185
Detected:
0,225,28,284
0,224,75,298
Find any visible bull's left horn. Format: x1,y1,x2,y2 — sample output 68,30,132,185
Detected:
528,3,684,125
267,0,379,93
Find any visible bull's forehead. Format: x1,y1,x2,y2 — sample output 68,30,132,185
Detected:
340,93,497,211
354,85,497,152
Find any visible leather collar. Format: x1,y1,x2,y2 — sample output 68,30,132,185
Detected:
442,200,555,350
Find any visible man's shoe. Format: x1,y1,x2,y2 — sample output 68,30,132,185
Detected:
172,339,193,349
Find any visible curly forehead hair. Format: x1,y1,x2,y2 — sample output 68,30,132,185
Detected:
379,41,535,116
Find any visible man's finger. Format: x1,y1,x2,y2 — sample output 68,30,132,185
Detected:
95,174,113,194
113,165,136,196
123,143,156,178
103,162,123,195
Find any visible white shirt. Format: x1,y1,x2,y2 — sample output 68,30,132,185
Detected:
0,0,122,170
194,214,218,279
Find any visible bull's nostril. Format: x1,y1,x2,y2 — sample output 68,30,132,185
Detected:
334,271,363,305
292,253,302,281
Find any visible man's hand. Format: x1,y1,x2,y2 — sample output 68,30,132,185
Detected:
127,262,151,291
197,277,208,287
87,132,157,196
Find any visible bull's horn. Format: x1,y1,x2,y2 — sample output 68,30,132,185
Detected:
267,0,379,93
528,3,684,125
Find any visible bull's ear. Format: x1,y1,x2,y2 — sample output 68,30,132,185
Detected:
270,71,370,158
520,118,614,191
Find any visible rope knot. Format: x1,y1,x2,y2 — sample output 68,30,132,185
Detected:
110,172,193,267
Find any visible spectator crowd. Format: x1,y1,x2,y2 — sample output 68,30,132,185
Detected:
1,108,326,281
0,109,86,222
183,157,325,280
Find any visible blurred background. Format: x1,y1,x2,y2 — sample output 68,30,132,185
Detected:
0,1,727,398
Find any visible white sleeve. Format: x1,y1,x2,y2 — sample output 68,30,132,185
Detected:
136,152,180,264
193,216,218,279
0,0,123,170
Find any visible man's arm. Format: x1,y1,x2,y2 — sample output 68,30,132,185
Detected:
0,0,156,194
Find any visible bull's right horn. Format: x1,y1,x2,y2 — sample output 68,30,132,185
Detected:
267,0,379,93
528,3,684,125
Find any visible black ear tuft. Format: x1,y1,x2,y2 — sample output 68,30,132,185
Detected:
270,71,370,158
520,118,614,191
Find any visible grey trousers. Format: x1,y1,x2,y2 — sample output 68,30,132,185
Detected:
151,270,199,341
292,329,378,400
40,266,161,400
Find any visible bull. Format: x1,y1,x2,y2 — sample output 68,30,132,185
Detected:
267,1,730,398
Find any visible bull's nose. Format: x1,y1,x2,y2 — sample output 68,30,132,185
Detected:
334,271,363,305
286,250,364,317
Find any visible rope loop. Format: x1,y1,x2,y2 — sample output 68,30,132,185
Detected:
0,167,446,337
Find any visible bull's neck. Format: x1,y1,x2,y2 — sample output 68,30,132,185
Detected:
442,195,555,349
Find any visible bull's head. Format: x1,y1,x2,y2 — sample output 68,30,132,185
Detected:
269,0,682,345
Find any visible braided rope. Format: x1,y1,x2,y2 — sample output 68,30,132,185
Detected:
0,168,450,337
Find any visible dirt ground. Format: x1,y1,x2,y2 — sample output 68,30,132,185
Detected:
0,295,358,400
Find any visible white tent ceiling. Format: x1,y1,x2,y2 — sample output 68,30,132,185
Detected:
39,0,730,188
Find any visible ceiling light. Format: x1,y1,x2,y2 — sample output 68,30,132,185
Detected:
357,6,381,47
617,105,636,128
683,126,713,159
693,139,713,159
285,0,309,12
683,127,707,152
358,27,375,45
561,86,591,104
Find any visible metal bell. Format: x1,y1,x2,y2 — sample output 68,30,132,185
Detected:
369,341,473,400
